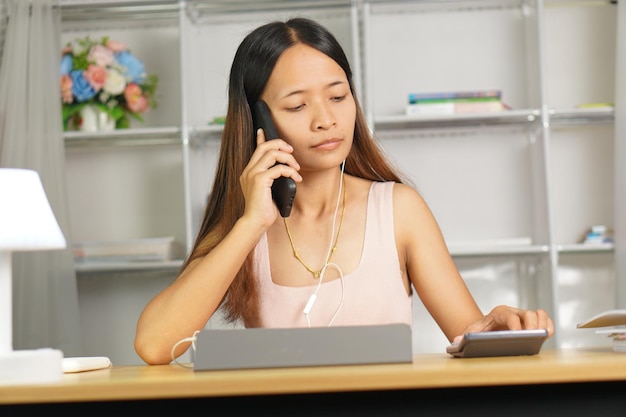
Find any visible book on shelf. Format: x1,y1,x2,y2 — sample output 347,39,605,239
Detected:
408,89,502,103
580,225,614,245
406,100,506,115
405,89,507,116
73,236,184,263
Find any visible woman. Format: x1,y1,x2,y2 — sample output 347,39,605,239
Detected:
134,17,553,365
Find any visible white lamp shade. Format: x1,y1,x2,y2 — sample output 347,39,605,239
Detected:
0,168,66,250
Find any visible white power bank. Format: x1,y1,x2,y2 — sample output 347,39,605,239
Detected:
62,356,112,373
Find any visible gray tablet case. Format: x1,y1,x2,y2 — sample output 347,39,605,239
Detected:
445,329,549,358
193,324,413,371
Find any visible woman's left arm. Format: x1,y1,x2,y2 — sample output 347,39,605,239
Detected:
393,183,554,342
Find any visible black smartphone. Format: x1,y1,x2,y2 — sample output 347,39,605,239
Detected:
252,101,297,217
446,329,549,358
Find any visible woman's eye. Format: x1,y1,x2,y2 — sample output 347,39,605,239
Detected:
287,104,304,112
332,95,346,102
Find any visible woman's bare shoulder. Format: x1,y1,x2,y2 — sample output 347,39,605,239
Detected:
391,182,441,240
392,182,428,211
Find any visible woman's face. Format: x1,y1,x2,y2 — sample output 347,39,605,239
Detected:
260,43,356,172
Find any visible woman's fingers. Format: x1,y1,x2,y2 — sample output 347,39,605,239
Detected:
459,306,555,338
249,128,300,174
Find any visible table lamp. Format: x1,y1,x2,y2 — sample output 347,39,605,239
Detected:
0,168,67,384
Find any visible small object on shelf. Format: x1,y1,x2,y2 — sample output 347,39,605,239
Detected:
209,116,226,125
72,236,183,263
405,89,507,115
408,90,502,102
576,102,614,109
60,36,159,131
79,105,115,132
581,225,613,245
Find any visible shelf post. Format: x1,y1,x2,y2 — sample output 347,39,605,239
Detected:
614,0,626,308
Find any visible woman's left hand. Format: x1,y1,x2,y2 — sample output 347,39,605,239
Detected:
453,305,554,344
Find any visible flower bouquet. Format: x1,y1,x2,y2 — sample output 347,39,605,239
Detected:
60,36,158,131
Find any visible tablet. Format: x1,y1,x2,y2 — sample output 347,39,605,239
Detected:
446,329,549,358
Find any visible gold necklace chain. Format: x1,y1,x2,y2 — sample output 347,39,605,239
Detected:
283,179,346,279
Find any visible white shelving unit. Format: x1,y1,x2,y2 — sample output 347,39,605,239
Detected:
360,0,620,351
60,0,621,363
61,0,184,365
361,0,558,352
542,0,618,349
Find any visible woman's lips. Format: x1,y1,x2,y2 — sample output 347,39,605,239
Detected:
313,138,341,151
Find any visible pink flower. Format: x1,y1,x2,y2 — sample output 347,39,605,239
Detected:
127,95,149,113
83,64,107,91
88,44,114,67
124,83,149,113
105,39,127,52
61,74,73,103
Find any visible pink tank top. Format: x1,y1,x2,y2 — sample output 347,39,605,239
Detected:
255,181,412,328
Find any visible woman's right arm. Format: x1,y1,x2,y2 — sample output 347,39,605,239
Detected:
134,132,301,365
134,216,266,365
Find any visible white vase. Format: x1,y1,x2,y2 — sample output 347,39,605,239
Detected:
79,105,115,132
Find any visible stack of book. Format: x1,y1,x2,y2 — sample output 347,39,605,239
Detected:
405,90,506,116
73,236,184,263
581,225,614,245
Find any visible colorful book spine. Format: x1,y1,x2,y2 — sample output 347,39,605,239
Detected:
406,99,505,116
405,90,505,115
408,90,501,104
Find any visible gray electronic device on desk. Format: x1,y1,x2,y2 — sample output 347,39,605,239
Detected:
193,324,413,371
446,329,549,358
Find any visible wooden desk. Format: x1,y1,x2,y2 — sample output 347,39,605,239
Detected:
2,347,626,415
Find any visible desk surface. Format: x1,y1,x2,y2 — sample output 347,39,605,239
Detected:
2,347,626,405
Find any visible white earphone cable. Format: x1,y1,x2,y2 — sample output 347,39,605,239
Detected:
173,163,347,366
303,161,346,327
170,329,201,368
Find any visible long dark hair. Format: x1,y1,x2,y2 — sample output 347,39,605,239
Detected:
182,17,404,327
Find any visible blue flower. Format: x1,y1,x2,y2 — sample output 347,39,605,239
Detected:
60,54,73,75
115,51,145,83
70,70,96,102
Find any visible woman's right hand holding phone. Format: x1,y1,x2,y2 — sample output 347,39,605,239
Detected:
239,128,301,228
